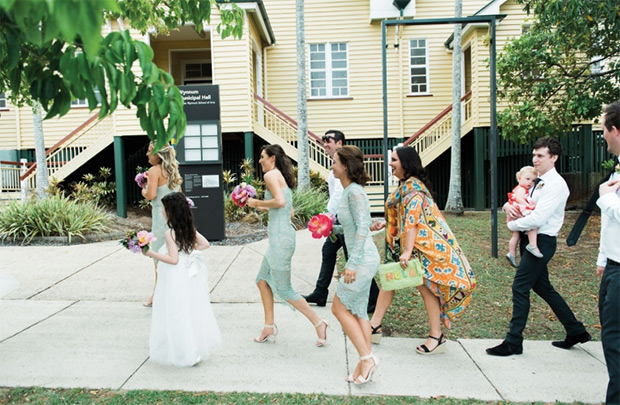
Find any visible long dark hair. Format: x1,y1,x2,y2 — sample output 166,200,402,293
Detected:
335,145,370,186
395,147,433,192
161,192,197,254
262,144,296,189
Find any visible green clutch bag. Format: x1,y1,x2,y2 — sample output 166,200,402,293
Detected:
377,259,424,291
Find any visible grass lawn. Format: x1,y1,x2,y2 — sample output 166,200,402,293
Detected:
375,211,602,341
0,387,579,404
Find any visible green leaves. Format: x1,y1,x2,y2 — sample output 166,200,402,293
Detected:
1,0,242,150
498,0,620,142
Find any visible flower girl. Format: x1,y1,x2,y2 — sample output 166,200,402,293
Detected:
143,192,221,367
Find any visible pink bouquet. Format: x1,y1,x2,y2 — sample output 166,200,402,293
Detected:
231,182,257,207
120,230,156,253
135,171,149,188
308,213,336,239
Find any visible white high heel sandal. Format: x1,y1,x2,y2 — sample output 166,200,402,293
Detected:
314,319,329,347
254,324,278,343
345,353,379,385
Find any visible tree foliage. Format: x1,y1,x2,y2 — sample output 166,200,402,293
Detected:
0,0,243,151
497,0,620,142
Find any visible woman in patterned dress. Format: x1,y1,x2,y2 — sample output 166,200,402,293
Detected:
369,147,476,354
330,146,380,384
141,142,182,307
247,145,328,346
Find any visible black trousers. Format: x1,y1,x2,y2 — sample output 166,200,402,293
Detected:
506,233,586,345
311,234,379,306
600,259,619,405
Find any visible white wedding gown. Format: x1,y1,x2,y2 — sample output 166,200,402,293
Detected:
149,248,221,367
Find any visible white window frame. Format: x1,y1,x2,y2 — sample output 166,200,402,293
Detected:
409,38,430,95
308,42,350,99
0,93,6,109
71,87,101,108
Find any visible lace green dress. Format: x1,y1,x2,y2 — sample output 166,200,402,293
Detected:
255,186,301,305
334,183,380,319
150,184,175,253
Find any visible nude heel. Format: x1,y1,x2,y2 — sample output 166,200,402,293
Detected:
254,324,278,343
314,319,329,347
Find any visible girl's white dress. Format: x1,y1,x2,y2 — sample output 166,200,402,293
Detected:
149,247,221,367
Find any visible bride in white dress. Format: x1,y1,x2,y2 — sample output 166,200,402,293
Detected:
143,192,221,367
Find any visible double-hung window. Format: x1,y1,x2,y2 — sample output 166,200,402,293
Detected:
0,93,6,109
409,38,429,94
309,42,349,98
71,87,102,107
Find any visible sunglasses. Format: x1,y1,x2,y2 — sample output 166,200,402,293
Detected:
322,135,336,142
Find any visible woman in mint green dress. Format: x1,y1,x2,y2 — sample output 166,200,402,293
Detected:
330,146,380,385
141,142,182,307
247,144,328,347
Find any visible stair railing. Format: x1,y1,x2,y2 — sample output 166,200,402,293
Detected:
20,112,112,185
253,94,332,170
404,90,473,153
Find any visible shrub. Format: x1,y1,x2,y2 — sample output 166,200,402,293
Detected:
0,195,110,244
222,160,328,227
292,187,328,229
49,167,116,208
309,170,328,194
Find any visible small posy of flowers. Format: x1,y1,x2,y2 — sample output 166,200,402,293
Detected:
134,171,149,188
186,197,195,208
120,230,155,253
231,182,257,207
308,213,336,241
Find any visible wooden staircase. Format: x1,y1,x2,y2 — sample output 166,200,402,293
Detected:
14,91,473,211
251,92,474,213
19,112,114,191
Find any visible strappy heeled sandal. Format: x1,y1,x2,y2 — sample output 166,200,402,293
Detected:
254,324,278,343
415,333,446,355
371,324,382,344
314,319,329,347
345,353,379,385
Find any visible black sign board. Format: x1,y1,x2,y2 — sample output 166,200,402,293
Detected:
177,85,225,240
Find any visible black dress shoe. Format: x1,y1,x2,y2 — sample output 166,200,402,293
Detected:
486,340,523,356
303,293,327,307
551,331,591,349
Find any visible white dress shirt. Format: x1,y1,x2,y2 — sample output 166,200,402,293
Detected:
597,158,620,267
326,169,344,215
508,167,569,237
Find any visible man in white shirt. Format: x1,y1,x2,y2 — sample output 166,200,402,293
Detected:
487,137,590,356
596,100,620,405
304,130,379,311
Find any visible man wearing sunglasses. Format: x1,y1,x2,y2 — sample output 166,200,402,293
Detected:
304,130,379,313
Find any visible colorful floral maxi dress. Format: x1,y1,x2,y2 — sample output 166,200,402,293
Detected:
385,177,476,329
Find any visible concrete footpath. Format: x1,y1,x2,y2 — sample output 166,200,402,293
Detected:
0,231,609,403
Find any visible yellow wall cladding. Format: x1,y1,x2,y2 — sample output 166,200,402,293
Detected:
263,0,499,141
0,0,532,151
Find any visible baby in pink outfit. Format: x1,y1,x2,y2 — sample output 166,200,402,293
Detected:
505,165,543,268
